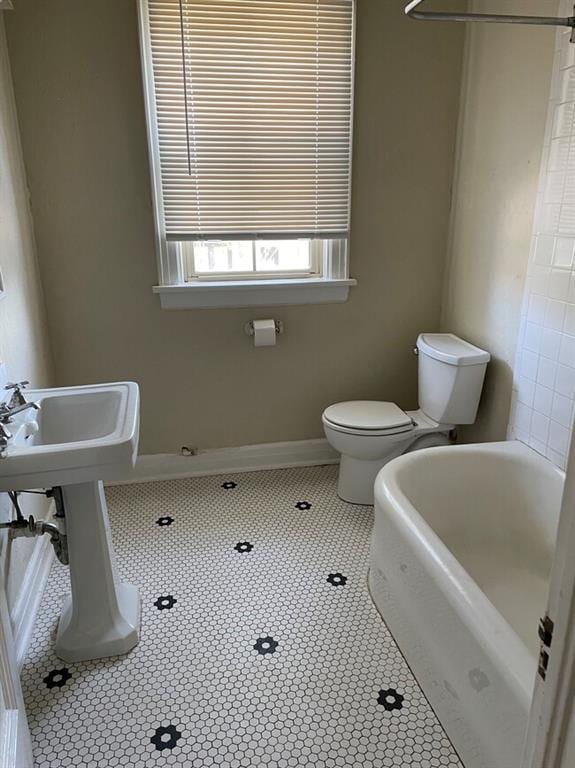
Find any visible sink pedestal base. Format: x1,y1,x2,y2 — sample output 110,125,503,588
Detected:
55,481,140,662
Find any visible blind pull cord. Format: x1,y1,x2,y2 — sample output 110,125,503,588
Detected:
178,0,193,176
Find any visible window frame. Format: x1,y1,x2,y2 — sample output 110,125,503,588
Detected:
137,0,357,309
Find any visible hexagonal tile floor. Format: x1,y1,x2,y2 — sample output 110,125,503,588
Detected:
22,465,463,767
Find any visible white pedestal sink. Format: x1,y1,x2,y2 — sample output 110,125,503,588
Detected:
0,382,141,662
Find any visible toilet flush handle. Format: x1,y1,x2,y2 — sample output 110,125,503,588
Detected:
413,346,419,356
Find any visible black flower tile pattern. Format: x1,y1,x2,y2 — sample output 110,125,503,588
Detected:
43,668,71,689
234,541,254,553
153,594,177,610
295,500,312,510
221,481,237,489
22,466,462,768
327,572,347,586
377,688,405,711
156,515,174,527
253,636,279,655
150,724,182,751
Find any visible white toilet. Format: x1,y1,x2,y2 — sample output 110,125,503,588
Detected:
322,333,490,505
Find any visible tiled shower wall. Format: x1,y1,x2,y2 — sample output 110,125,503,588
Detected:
509,5,575,469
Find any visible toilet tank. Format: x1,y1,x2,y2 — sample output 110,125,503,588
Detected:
416,333,490,425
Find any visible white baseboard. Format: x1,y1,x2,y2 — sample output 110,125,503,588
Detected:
110,438,340,485
11,531,54,670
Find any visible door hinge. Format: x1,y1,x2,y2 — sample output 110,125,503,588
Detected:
539,615,554,648
538,649,550,680
537,615,555,680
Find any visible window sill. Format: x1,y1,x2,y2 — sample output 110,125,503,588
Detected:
153,278,357,309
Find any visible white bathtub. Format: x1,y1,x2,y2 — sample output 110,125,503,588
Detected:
369,440,564,768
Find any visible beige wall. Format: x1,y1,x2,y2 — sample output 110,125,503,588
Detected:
0,16,52,610
5,0,464,455
441,0,556,443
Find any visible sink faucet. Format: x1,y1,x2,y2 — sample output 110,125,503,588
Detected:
1,381,39,420
0,401,40,419
0,383,40,458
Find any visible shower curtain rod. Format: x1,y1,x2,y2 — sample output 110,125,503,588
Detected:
405,0,575,41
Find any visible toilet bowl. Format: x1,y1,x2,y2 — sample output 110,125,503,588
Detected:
323,333,490,505
322,405,451,505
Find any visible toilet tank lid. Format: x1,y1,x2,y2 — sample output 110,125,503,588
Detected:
417,333,491,366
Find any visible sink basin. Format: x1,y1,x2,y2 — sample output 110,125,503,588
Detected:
0,382,139,490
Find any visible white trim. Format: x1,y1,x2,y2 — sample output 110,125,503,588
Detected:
0,712,19,768
11,533,54,671
137,0,174,285
108,438,339,485
153,278,357,309
0,576,32,768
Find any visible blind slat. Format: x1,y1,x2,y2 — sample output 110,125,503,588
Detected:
146,0,353,238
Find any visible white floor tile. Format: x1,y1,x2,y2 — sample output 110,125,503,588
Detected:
22,466,463,768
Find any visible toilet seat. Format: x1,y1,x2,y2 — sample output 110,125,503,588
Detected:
322,401,415,437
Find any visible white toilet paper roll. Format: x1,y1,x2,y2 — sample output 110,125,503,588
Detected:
253,319,277,347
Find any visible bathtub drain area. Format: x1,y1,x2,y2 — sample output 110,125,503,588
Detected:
22,465,463,767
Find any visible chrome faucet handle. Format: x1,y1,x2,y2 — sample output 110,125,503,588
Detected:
5,381,29,408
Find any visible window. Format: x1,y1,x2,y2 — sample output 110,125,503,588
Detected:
139,0,356,308
185,239,320,280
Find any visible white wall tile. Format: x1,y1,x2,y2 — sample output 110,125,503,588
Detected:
514,400,533,434
549,420,570,454
548,269,571,299
534,234,555,264
540,327,562,360
560,41,575,70
528,434,549,455
540,203,561,233
559,66,575,102
564,302,575,335
553,102,575,137
537,357,557,389
553,237,575,267
523,322,542,352
534,384,553,417
516,376,536,407
544,298,567,330
569,274,575,303
547,447,567,470
529,265,550,296
509,27,575,467
545,171,565,204
555,363,575,398
559,333,575,367
521,349,539,381
551,391,574,427
528,293,547,324
549,137,571,171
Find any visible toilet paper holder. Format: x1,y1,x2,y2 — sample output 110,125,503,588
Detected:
244,320,283,338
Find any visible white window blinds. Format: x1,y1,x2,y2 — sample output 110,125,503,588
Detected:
145,0,354,240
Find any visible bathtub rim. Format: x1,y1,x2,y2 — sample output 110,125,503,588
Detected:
373,439,565,706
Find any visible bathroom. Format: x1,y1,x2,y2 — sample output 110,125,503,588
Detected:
1,0,575,765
